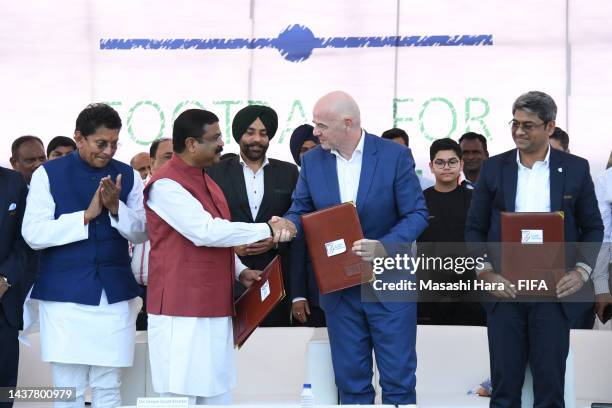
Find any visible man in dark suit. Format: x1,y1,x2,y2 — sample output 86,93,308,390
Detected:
208,105,299,326
466,91,603,408
0,166,31,408
283,91,428,405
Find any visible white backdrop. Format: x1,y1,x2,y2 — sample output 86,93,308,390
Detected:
1,0,610,175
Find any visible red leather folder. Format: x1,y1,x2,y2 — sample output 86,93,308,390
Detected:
301,202,374,294
500,212,565,296
233,256,285,347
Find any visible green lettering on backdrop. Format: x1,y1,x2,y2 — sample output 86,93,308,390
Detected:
392,98,415,128
465,97,491,139
247,100,269,106
419,97,457,141
278,100,307,144
114,96,491,147
213,100,241,143
127,101,165,146
173,100,206,123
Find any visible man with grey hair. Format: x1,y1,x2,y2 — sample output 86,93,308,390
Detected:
282,91,428,405
466,91,603,408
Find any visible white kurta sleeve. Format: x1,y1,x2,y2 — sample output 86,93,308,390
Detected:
22,167,89,250
109,170,148,244
147,178,270,247
234,254,249,280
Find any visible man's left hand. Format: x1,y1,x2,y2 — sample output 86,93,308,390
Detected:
245,237,275,256
556,270,584,298
352,239,387,262
239,268,262,288
100,174,122,216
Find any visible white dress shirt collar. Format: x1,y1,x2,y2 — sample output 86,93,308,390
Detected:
331,129,365,162
239,153,270,173
516,145,551,169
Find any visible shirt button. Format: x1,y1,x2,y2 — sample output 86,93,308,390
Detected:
91,176,96,181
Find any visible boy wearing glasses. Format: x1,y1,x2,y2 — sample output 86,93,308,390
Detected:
416,138,485,326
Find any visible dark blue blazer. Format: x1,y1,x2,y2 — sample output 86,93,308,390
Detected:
465,148,604,319
285,133,428,311
0,167,33,329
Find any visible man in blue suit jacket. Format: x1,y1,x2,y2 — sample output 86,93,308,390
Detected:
466,91,603,408
0,166,32,408
283,91,428,405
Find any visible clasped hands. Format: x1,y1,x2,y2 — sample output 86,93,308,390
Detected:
84,174,122,223
267,216,297,243
242,216,386,261
478,268,585,299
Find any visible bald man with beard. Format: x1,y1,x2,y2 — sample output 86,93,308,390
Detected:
282,91,428,405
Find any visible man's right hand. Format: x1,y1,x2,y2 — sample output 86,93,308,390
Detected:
292,299,311,324
268,216,297,243
479,270,517,299
595,293,612,323
84,186,103,224
234,245,249,257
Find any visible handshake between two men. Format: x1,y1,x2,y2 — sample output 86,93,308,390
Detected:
244,215,388,261
235,216,388,294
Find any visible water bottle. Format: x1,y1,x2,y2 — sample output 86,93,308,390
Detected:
300,383,314,408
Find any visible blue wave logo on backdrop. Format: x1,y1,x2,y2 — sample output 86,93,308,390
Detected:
100,24,493,63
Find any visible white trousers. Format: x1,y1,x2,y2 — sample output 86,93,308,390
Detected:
160,392,232,406
51,363,121,408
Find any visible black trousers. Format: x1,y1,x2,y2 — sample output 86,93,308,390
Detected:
0,305,19,408
487,302,570,408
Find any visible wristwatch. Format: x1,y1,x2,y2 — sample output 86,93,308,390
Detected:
574,266,590,283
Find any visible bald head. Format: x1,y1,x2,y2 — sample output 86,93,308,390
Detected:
314,91,361,127
312,91,362,157
130,152,151,179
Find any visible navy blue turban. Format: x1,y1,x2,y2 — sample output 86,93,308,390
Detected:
289,124,318,165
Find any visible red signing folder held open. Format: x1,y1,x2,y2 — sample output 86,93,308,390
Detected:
301,202,374,294
233,256,285,347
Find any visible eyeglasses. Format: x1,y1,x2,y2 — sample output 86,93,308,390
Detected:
509,120,547,133
433,158,460,169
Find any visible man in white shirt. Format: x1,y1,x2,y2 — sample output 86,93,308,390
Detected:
207,105,299,326
466,91,603,407
22,103,148,408
283,91,428,405
593,167,612,322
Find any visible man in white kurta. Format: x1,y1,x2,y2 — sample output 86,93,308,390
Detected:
21,103,147,408
144,108,295,406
